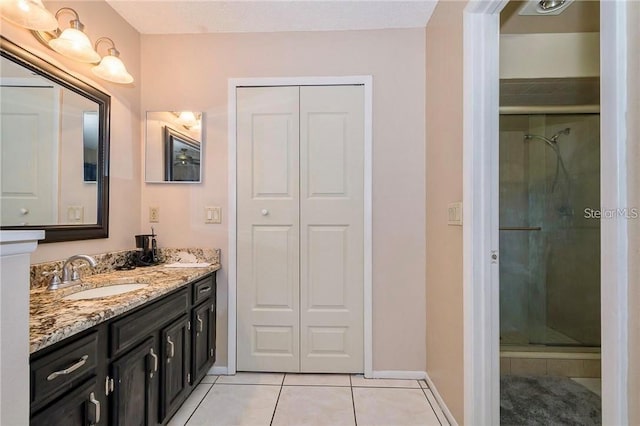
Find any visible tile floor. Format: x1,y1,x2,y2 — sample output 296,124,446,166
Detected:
168,373,450,426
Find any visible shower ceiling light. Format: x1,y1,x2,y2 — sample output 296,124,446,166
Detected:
519,0,575,16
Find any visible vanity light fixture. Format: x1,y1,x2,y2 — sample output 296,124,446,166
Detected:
47,8,100,63
91,37,134,84
175,111,202,131
0,0,57,30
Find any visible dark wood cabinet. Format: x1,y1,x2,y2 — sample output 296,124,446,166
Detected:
109,338,157,426
192,299,216,384
159,315,190,423
30,271,217,426
31,377,101,426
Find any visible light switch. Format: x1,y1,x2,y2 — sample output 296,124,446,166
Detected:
447,202,463,226
67,206,84,223
205,207,221,224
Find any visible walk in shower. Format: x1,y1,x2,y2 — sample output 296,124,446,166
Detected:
499,110,601,350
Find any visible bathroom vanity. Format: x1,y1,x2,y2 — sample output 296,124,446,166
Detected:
28,264,218,426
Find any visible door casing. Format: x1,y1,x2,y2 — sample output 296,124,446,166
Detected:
462,1,630,425
227,76,373,377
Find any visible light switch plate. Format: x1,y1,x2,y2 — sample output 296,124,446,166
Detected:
448,202,463,226
205,206,222,224
66,206,84,223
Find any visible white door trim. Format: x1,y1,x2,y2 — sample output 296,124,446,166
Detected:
462,2,507,424
599,2,629,423
462,1,629,424
227,76,373,377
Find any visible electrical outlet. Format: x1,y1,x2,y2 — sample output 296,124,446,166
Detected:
205,206,221,224
149,207,160,223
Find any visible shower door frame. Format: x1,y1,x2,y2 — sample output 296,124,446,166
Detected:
462,1,630,425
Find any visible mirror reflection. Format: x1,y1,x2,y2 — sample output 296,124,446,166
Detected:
1,55,99,225
145,111,203,183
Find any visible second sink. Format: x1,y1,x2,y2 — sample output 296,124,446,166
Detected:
63,283,148,300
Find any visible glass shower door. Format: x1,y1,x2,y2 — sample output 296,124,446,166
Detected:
499,113,600,348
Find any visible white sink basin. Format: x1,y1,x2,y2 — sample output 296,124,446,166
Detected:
63,283,148,300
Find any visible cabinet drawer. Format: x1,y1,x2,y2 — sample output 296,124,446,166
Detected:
192,275,214,305
31,331,98,407
110,288,188,357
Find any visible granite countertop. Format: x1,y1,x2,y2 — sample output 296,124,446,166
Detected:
30,262,220,354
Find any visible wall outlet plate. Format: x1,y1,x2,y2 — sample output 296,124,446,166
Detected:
149,207,160,223
205,207,221,224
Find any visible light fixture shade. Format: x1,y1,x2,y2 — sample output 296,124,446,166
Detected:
91,55,134,84
176,111,198,126
0,0,57,30
49,27,100,63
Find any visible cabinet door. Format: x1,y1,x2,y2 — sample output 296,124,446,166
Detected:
159,315,190,423
110,337,157,426
30,377,101,426
192,301,215,382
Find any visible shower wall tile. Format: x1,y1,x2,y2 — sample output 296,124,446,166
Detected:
510,358,547,376
547,359,583,377
502,357,601,378
582,360,601,378
500,357,511,375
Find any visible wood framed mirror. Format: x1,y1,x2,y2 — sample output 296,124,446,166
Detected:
0,36,110,243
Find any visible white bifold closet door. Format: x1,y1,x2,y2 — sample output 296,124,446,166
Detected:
237,85,364,373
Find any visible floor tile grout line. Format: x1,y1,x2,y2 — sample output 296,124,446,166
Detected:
269,374,286,425
421,386,443,426
183,382,215,426
214,382,283,386
351,386,423,389
350,374,358,426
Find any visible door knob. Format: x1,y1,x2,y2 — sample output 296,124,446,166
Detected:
20,208,29,215
261,209,269,216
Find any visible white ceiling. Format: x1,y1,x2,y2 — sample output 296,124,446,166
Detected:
105,1,439,35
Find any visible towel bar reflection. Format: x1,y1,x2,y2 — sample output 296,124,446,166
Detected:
499,226,542,231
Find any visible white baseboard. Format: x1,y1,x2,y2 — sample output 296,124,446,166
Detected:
370,370,427,380
208,365,229,375
424,373,458,426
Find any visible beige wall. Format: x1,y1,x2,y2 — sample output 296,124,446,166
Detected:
500,33,600,78
628,1,640,424
139,29,427,371
425,1,466,423
1,1,142,263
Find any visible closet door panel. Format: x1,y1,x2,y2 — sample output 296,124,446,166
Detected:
236,86,300,372
299,85,364,372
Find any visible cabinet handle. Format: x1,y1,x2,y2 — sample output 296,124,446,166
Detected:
47,355,88,381
149,348,158,378
199,286,211,294
89,392,100,425
197,315,204,334
105,376,114,395
167,336,175,360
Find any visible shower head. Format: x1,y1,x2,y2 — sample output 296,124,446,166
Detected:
523,127,571,145
550,127,571,142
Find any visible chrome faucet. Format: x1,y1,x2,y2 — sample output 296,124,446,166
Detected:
48,254,98,290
